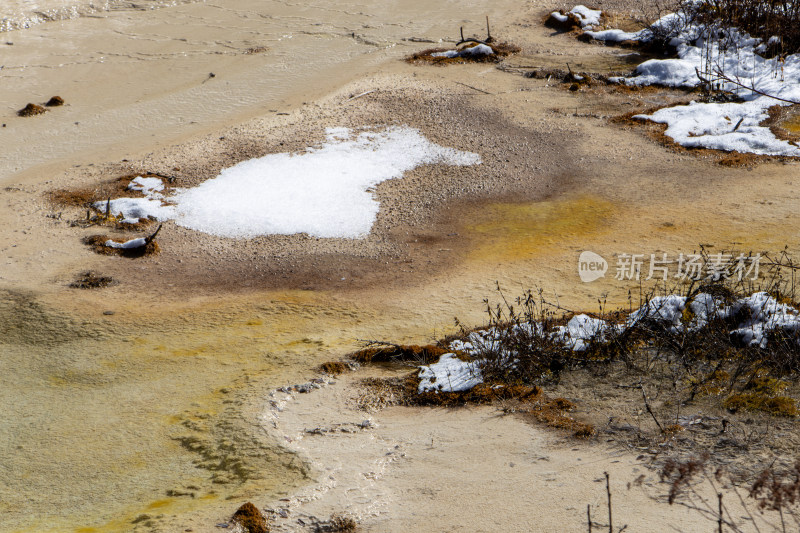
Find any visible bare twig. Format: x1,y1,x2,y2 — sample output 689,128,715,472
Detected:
606,472,613,533
640,383,665,433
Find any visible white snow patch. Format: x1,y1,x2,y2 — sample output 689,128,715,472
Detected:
417,353,483,393
581,5,800,156
127,176,165,194
569,5,602,27
423,291,800,395
93,196,175,222
90,127,481,239
628,294,687,332
431,43,494,58
104,237,147,249
554,314,609,351
722,292,800,348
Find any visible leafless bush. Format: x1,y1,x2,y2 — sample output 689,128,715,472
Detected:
657,456,800,532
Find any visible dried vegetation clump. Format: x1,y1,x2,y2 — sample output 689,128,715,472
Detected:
406,41,520,64
48,173,168,230
232,502,268,533
358,251,800,449
314,513,358,532
349,343,449,365
17,103,46,117
319,361,349,376
406,20,519,65
69,271,114,289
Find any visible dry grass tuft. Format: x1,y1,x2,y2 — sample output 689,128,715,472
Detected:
17,103,46,117
315,513,357,532
232,502,268,533
350,344,449,365
544,11,584,32
69,271,114,289
723,393,798,416
45,96,64,107
415,382,543,407
319,361,349,376
524,397,596,439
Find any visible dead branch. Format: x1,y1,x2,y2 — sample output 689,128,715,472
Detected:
144,223,162,244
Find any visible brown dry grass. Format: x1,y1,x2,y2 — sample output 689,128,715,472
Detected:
543,11,584,32
350,344,450,365
524,397,597,439
17,103,46,117
319,361,349,376
49,173,168,230
232,502,268,533
69,271,114,289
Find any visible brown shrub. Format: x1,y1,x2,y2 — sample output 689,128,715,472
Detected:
45,96,64,107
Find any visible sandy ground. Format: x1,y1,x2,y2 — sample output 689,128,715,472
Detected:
2,0,800,531
173,369,774,532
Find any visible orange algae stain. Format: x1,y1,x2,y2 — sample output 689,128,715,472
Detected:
145,498,174,511
780,111,800,134
464,195,618,261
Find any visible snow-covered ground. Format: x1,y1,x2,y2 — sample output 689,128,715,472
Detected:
416,291,800,393
93,127,480,239
582,7,800,156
